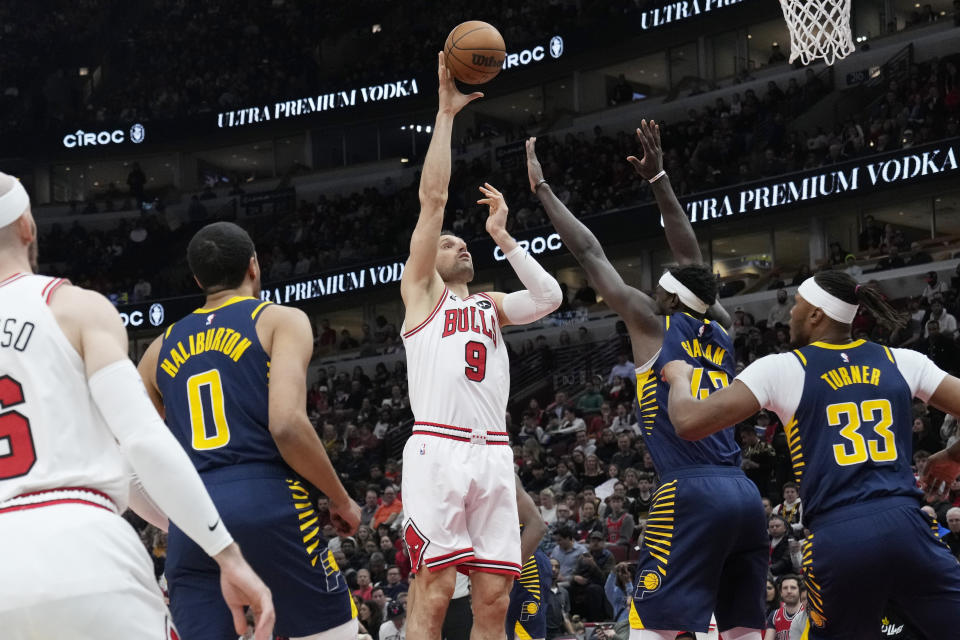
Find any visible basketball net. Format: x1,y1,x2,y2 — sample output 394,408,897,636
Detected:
778,0,855,67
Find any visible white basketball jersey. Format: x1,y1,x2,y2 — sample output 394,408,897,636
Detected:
401,288,510,431
0,273,128,509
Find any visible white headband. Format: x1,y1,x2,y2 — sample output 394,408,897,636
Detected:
797,277,858,324
0,179,29,229
659,271,708,314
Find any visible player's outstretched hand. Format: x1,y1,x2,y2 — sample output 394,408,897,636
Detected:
525,137,545,193
478,183,510,240
331,498,362,537
214,543,275,640
438,51,483,116
660,359,694,386
920,449,960,495
626,119,664,181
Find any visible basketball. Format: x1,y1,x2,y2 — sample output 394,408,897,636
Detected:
443,21,506,85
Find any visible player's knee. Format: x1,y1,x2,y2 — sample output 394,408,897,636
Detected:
472,588,510,619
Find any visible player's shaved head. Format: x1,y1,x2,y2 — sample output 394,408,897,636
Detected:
187,222,256,294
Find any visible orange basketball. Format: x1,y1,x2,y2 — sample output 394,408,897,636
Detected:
443,21,506,85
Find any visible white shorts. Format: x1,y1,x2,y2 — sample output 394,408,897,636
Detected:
401,431,520,577
0,501,174,640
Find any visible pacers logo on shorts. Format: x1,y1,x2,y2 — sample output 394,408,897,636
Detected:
520,601,539,621
809,609,827,628
634,570,661,600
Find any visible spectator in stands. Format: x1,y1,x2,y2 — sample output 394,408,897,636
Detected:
843,254,863,281
550,526,588,586
553,503,577,534
626,471,654,517
545,559,575,639
371,486,402,530
360,489,380,527
379,600,406,640
767,288,791,328
605,562,635,623
546,392,571,422
772,482,804,536
732,306,755,338
594,429,619,462
576,502,604,542
569,532,613,620
872,245,906,272
358,599,382,640
740,424,776,495
768,515,794,578
552,460,582,495
610,434,639,471
604,495,634,549
380,566,408,600
588,403,615,435
571,428,597,457
576,382,604,416
610,403,638,435
768,43,787,65
518,412,549,445
922,270,949,303
608,353,636,385
540,488,559,525
944,507,960,556
926,298,957,338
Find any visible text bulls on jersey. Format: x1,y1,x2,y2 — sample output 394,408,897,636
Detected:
441,304,499,347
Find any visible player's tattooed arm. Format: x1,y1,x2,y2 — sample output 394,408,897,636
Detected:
525,137,658,334
661,360,761,440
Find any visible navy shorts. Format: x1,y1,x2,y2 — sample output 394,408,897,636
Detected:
802,496,960,639
165,463,355,639
506,549,552,640
629,466,768,633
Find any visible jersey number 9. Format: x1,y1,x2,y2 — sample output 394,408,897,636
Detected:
186,369,231,450
827,399,896,466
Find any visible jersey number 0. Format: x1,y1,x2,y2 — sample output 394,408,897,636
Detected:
186,369,232,450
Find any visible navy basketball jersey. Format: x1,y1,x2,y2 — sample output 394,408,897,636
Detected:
786,341,919,521
156,296,282,473
635,313,741,471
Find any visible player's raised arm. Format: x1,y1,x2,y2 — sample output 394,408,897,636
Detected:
526,138,659,336
660,359,762,440
258,304,361,535
52,285,275,640
401,52,483,314
626,120,731,330
515,475,548,564
476,183,562,327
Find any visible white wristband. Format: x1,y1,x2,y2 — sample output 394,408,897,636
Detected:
649,170,667,184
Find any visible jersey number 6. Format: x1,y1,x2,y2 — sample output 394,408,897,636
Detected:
0,375,36,480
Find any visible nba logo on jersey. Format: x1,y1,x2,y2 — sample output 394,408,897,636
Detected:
419,443,426,455
841,352,849,363
206,313,215,325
